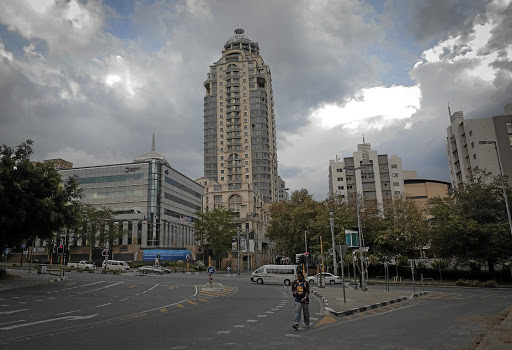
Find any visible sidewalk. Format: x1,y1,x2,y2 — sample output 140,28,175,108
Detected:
0,268,66,291
311,282,512,349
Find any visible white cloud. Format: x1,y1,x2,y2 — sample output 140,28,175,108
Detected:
311,85,421,130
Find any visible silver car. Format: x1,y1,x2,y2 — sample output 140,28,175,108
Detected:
306,273,340,285
138,265,166,275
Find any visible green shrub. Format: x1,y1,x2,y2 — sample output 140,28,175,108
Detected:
0,268,7,280
455,279,497,288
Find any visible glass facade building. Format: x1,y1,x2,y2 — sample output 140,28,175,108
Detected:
59,144,203,252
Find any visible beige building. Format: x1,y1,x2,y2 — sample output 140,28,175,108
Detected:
203,28,279,204
446,103,512,188
329,143,410,209
195,177,274,268
404,178,451,209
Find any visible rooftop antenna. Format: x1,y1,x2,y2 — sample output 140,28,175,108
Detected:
363,134,366,145
448,102,452,118
151,132,156,151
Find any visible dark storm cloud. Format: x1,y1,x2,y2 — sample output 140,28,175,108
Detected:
384,0,491,45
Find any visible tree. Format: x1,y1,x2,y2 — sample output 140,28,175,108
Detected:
429,172,512,277
374,197,431,259
0,140,82,251
193,208,236,268
75,205,115,262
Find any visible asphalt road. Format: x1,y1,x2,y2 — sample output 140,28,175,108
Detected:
0,272,511,349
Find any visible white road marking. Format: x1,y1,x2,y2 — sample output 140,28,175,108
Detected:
119,298,129,302
0,305,9,307
142,291,147,294
65,281,104,290
96,303,112,308
18,302,28,304
257,314,267,317
217,331,231,334
57,310,82,315
265,311,274,314
0,309,30,315
194,285,198,296
233,325,245,328
247,320,258,322
12,297,19,299
0,320,25,326
47,297,56,300
272,308,279,311
0,314,98,330
310,317,318,320
148,284,159,291
83,282,123,293
285,334,301,337
34,300,43,302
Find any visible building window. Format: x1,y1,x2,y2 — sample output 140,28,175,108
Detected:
244,132,248,136
391,164,398,168
244,118,248,122
337,177,343,181
469,130,473,136
347,185,353,189
393,182,399,186
220,177,224,181
220,141,223,145
245,145,249,149
244,112,247,116
392,173,399,177
245,168,249,172
245,161,249,165
473,154,477,159
220,156,224,160
394,191,401,195
246,175,249,179
245,153,249,158
337,186,344,190
220,108,223,112
336,168,342,173
346,176,352,180
220,170,224,174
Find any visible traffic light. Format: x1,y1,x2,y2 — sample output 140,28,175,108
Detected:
295,253,302,264
57,245,64,254
102,249,108,257
52,244,57,253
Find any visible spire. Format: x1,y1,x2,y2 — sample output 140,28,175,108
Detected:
152,132,156,151
363,134,366,145
448,102,451,119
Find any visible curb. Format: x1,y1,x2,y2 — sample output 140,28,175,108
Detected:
313,289,428,317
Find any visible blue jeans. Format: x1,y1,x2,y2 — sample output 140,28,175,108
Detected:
294,301,309,325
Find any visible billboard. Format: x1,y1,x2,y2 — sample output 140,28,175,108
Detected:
143,249,191,261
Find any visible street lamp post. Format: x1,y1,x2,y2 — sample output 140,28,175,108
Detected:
237,226,241,275
344,165,367,291
479,141,512,238
329,211,337,275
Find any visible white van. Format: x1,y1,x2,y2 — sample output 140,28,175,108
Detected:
102,260,130,271
250,265,298,285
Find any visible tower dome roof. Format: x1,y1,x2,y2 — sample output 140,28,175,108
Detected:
224,29,259,53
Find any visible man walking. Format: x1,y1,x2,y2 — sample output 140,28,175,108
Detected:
291,272,310,329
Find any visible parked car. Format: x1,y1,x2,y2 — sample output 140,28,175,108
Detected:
138,265,166,275
306,273,340,285
69,261,96,269
102,260,130,271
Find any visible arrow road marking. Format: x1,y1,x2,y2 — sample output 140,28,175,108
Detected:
0,314,98,330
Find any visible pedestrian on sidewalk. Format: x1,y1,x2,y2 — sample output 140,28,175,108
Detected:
291,271,310,329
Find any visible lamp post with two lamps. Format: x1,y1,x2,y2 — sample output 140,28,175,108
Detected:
479,140,512,238
329,211,337,276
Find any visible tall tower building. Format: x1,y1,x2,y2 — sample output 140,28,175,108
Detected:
203,29,279,203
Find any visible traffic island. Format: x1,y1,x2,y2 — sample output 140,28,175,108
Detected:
312,285,428,317
202,282,224,292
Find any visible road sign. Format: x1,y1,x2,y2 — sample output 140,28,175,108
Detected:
335,245,348,259
186,254,190,261
207,266,215,274
21,243,26,249
23,250,29,255
4,248,10,255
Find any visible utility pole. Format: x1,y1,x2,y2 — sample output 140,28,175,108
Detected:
237,226,241,275
329,211,337,275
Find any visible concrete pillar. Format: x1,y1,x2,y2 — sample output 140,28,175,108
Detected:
141,221,148,248
122,221,129,245
114,222,120,246
131,221,138,244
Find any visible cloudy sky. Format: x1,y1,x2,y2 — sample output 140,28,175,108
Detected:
1,0,511,200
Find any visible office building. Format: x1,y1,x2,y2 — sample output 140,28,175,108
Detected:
328,143,410,208
446,104,512,188
53,136,204,262
404,178,451,209
203,28,279,203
